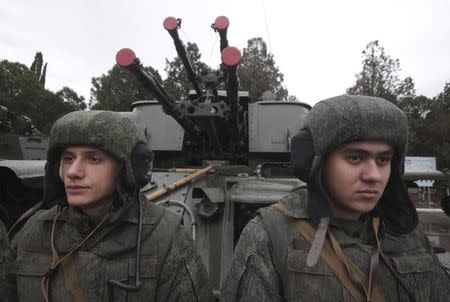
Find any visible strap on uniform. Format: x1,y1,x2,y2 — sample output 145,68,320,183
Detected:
273,203,384,302
41,206,108,302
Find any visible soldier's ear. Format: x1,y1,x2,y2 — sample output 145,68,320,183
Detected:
290,128,314,182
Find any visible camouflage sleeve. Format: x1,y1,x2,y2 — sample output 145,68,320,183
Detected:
220,216,283,302
418,230,450,301
0,222,18,301
156,225,214,302
428,253,450,302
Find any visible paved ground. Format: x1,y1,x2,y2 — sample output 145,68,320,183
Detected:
417,208,450,251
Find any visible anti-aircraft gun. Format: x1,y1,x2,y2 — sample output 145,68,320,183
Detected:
0,15,449,298
116,16,311,297
116,16,310,170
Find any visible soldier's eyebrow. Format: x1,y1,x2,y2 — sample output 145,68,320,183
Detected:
84,150,106,157
340,147,394,157
61,148,107,158
61,150,74,156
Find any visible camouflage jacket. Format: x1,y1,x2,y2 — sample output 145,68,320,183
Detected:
0,200,213,302
221,189,450,302
0,219,15,298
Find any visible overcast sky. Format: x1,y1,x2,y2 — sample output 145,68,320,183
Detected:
2,0,449,106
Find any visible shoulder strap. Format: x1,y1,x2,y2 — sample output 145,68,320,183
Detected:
258,206,290,300
273,203,384,302
297,219,383,302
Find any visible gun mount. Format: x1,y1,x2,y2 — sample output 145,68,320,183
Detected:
1,16,310,300
2,16,450,300
117,16,310,169
114,18,311,296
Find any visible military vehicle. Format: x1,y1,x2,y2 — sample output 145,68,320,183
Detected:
0,105,47,228
1,15,449,299
113,16,310,297
0,17,309,297
0,105,48,160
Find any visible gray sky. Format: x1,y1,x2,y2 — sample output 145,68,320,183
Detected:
1,0,450,106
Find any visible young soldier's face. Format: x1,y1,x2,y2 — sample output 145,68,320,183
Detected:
60,146,119,215
323,141,394,220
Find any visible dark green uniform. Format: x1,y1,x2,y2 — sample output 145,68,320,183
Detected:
222,190,450,301
222,95,450,301
0,110,213,301
0,220,16,299
4,200,210,301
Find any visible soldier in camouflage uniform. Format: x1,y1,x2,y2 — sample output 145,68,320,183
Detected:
222,95,450,301
0,110,213,301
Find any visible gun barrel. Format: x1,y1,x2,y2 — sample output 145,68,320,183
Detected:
221,47,242,148
116,48,202,138
212,16,229,52
163,17,203,97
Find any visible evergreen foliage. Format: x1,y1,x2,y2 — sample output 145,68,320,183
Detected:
347,40,415,103
238,37,288,102
0,58,84,133
163,42,210,101
30,52,47,88
90,64,162,111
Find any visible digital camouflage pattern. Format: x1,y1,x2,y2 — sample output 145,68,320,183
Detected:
0,110,213,301
1,200,213,301
222,95,449,301
301,95,417,235
0,221,16,299
221,190,450,301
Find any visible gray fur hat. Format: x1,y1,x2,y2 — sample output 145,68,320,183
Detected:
305,95,408,158
292,95,417,234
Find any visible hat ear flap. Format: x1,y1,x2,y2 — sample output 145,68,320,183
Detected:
378,158,418,234
130,142,154,188
291,128,314,182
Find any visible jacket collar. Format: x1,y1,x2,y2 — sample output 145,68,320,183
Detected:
37,197,162,225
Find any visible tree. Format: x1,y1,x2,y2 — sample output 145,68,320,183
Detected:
29,52,47,87
400,95,433,157
90,64,162,111
238,37,288,102
347,40,415,103
436,82,450,108
287,95,300,102
163,42,211,101
424,83,450,169
56,86,86,111
402,83,450,169
0,59,47,129
29,52,43,79
40,63,47,87
0,59,82,133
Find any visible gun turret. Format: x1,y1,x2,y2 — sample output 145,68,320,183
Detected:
221,47,241,150
117,16,249,164
211,16,229,52
163,17,203,97
116,48,202,139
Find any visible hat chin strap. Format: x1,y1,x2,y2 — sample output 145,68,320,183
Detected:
41,205,109,302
